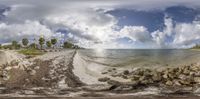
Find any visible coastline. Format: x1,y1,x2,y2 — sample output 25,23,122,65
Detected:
0,50,200,98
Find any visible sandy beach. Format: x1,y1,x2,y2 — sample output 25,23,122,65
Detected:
0,50,200,99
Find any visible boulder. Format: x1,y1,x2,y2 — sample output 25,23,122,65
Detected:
165,80,173,86
178,74,187,80
183,68,190,75
194,77,200,84
107,80,121,86
98,77,110,82
123,70,129,75
194,71,200,77
131,75,140,81
152,73,162,82
173,80,182,86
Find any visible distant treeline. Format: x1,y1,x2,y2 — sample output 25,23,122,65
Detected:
0,37,82,50
191,44,200,49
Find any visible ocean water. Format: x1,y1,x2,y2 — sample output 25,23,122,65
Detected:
78,49,200,68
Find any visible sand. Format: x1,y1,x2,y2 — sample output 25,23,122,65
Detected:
0,50,25,65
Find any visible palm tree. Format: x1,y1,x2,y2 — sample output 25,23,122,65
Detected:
46,41,52,48
39,37,45,49
51,38,57,48
12,41,18,49
22,38,29,47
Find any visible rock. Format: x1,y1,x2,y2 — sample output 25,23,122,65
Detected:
165,80,173,86
114,85,133,91
112,68,116,70
152,73,162,82
194,77,200,84
168,74,175,79
179,80,191,85
23,90,35,95
2,75,10,81
29,70,36,76
98,77,110,82
108,69,112,72
122,75,128,79
194,71,200,77
140,79,151,85
107,80,121,86
34,66,40,70
139,76,145,81
10,60,18,66
123,70,129,75
131,75,140,81
5,66,12,71
101,72,108,74
183,68,190,75
163,73,168,79
194,88,200,94
173,80,182,86
178,74,187,80
122,81,139,86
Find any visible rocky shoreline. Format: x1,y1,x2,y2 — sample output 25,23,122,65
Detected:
98,63,200,94
0,50,200,98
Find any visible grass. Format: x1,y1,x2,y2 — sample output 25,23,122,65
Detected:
18,48,45,55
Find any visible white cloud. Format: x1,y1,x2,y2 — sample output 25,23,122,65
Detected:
119,26,152,43
151,16,200,48
173,21,200,47
0,20,63,43
44,8,119,47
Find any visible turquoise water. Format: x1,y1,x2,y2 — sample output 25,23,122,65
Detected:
78,49,200,68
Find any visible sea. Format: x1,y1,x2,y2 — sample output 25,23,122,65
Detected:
78,49,200,68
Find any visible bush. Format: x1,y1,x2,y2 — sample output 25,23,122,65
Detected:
18,49,45,55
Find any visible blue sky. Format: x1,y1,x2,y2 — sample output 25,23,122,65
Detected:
0,0,200,49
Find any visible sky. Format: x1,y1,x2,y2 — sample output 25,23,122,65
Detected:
0,0,200,49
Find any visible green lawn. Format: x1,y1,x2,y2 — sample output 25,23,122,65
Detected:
18,49,45,55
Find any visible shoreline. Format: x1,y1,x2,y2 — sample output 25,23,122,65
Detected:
0,50,200,98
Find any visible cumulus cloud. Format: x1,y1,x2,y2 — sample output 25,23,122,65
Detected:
44,8,119,48
173,21,200,47
0,20,63,43
119,26,152,43
151,16,200,48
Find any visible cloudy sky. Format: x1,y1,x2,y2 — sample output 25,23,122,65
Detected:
0,0,200,49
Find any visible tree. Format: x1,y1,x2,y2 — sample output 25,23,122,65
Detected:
64,41,73,48
39,37,45,49
29,43,37,49
0,44,2,49
51,38,57,48
12,41,18,49
22,38,29,47
46,41,52,48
